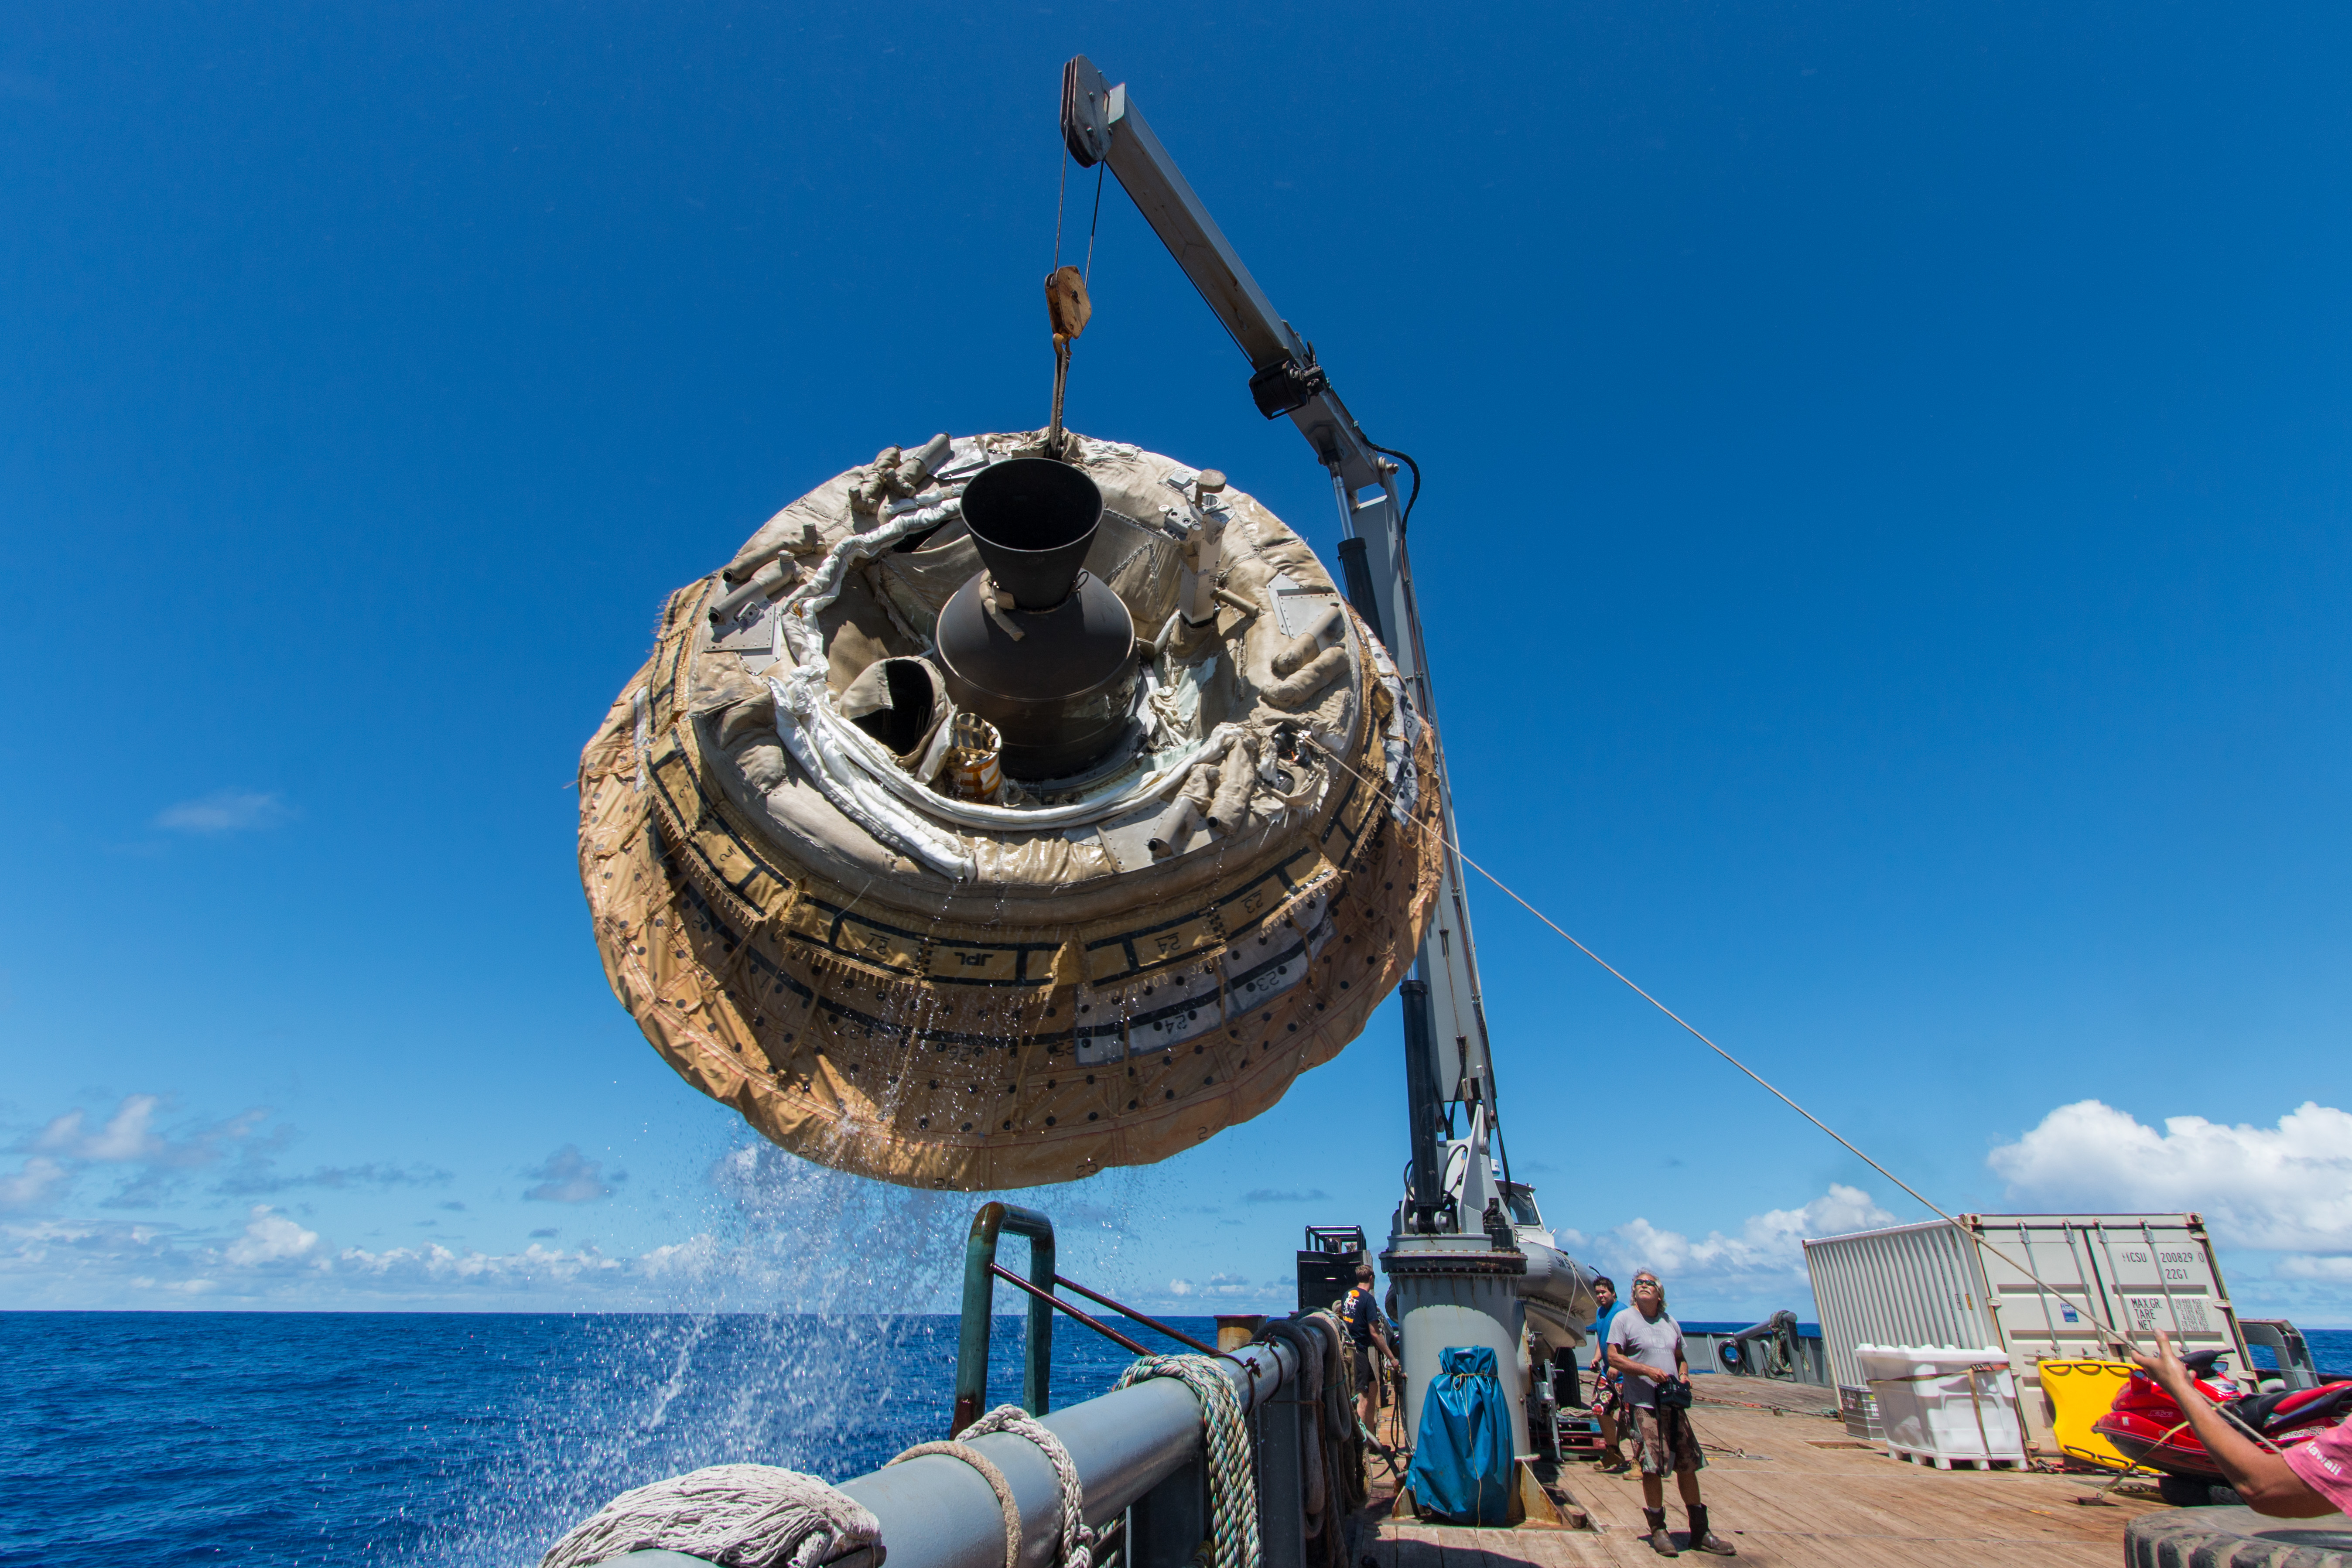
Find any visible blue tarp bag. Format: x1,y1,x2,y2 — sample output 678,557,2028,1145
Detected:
1404,1344,1515,1524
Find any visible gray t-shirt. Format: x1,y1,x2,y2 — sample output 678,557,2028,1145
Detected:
1605,1307,1685,1408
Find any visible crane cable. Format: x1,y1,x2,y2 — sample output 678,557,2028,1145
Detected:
1085,160,1105,286
1053,147,1066,272
1050,149,1108,285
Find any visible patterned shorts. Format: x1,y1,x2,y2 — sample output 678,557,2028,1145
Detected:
1592,1369,1626,1418
1629,1404,1706,1477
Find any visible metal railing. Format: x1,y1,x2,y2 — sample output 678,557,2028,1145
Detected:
955,1202,1060,1432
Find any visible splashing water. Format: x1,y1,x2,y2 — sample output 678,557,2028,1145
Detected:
417,1147,965,1565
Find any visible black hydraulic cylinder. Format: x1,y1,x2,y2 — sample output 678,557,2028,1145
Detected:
1336,536,1388,645
1399,978,1443,1226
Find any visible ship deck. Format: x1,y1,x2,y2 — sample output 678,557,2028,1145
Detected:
1358,1375,2162,1568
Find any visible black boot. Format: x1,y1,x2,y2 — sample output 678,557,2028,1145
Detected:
1687,1504,1736,1556
1644,1507,1678,1556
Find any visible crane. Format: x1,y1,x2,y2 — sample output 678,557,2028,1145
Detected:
1060,56,1593,1455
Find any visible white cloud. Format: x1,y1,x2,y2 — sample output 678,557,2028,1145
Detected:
1573,1184,1897,1309
26,1094,267,1174
219,1159,450,1196
34,1110,86,1151
1,1214,627,1304
78,1095,164,1161
152,789,291,834
523,1145,621,1204
0,1157,67,1211
1165,1272,1262,1299
335,1239,624,1289
223,1207,321,1266
7,1094,447,1210
1987,1100,2352,1252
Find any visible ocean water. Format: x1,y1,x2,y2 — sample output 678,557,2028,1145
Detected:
6,1312,2346,1568
0,1311,1212,1568
2246,1333,2352,1377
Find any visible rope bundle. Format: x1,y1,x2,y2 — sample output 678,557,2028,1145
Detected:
1114,1355,1262,1568
538,1463,880,1568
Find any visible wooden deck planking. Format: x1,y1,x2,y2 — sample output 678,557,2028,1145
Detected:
1358,1379,2161,1568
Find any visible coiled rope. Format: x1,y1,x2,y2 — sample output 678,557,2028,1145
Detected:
887,1434,1018,1568
1304,1311,1368,1524
887,1403,1101,1568
538,1464,879,1568
1250,1314,1366,1568
1114,1355,1261,1568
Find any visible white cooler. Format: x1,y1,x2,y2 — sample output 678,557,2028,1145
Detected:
1855,1344,2027,1469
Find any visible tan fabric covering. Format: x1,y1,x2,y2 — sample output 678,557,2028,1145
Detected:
577,435,1441,1190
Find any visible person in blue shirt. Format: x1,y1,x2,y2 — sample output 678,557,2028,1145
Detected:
1588,1274,1628,1472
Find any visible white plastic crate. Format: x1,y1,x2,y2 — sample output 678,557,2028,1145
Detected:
1856,1344,2027,1469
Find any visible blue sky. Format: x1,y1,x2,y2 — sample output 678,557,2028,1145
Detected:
3,2,2349,1325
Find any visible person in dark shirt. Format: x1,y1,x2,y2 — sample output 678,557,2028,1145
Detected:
1341,1263,1400,1444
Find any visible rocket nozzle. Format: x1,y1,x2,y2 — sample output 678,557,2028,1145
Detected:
960,458,1103,611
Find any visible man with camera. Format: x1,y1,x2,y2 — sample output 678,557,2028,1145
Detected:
1606,1270,1736,1557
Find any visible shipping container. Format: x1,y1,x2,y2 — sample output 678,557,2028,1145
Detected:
1802,1218,1995,1389
1802,1213,2247,1446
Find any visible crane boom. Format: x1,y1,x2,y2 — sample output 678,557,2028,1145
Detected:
1061,55,1504,1225
1062,58,1384,493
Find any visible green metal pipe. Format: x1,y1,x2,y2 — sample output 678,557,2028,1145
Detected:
952,1201,1056,1435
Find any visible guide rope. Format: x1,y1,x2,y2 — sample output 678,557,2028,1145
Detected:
1114,1355,1261,1568
1304,726,2155,1360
